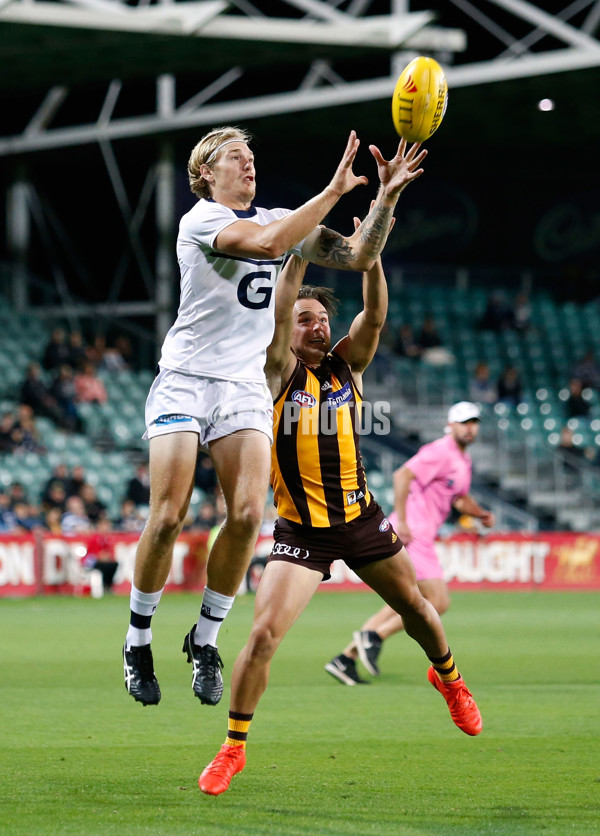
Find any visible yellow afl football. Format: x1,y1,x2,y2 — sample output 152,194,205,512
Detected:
391,56,448,143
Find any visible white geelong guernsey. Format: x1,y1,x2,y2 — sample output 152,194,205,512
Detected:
159,199,307,383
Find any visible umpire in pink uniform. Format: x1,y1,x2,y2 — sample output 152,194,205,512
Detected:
327,401,495,685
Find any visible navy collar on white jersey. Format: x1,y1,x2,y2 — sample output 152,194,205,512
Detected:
206,197,257,218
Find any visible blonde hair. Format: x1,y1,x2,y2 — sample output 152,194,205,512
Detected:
188,126,253,199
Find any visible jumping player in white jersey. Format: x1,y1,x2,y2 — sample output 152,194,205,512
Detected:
123,124,428,709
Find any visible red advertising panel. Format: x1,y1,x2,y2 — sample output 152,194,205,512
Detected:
1,531,599,597
318,532,600,591
0,532,209,598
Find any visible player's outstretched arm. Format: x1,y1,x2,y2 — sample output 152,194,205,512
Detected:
303,139,426,271
334,210,394,374
393,465,416,545
453,495,496,528
265,255,308,397
215,132,368,261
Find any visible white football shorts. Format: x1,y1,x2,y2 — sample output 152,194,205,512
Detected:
143,367,274,445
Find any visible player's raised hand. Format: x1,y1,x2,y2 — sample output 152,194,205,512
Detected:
327,131,369,197
370,139,427,199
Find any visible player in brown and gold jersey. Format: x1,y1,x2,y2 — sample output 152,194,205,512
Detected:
199,203,483,797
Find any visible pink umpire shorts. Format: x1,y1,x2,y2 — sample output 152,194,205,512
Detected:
404,537,445,581
387,512,444,581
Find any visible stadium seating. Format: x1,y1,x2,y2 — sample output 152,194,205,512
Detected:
1,284,599,529
354,281,600,530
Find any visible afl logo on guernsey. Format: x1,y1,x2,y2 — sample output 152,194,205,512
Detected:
292,390,317,408
379,518,391,532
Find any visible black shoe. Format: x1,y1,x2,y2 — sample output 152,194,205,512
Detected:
353,630,383,677
123,644,161,706
324,654,369,686
182,625,224,706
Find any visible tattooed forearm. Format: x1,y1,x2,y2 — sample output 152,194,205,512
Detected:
316,228,358,267
315,201,395,268
358,203,395,259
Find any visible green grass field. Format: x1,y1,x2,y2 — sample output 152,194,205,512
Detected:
1,590,598,835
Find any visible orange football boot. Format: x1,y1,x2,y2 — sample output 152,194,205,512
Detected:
199,745,246,795
427,666,483,736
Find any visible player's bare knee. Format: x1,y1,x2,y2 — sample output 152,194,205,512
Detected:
432,592,451,615
147,502,186,542
393,584,431,619
226,503,264,540
246,623,279,663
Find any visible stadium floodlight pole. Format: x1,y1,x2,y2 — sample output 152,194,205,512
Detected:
154,73,177,347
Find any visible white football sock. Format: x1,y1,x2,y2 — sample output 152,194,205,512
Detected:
125,585,163,649
194,587,235,647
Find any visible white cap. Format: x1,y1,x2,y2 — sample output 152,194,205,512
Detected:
447,401,481,425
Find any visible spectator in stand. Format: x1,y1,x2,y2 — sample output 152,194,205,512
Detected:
114,335,134,369
11,404,45,455
469,361,497,405
496,364,523,408
418,315,454,367
101,338,130,373
8,482,28,508
42,327,71,372
61,495,92,533
50,365,82,432
557,425,586,460
41,481,68,515
418,315,442,351
42,463,71,501
125,464,150,507
564,377,590,420
67,330,88,372
85,334,107,370
79,482,108,525
0,411,16,453
83,518,119,594
512,292,532,332
571,350,600,392
74,361,108,404
194,453,218,498
42,506,63,534
67,465,87,498
479,291,514,332
193,500,218,533
393,323,421,360
115,499,146,533
0,492,17,531
20,362,67,427
12,501,41,533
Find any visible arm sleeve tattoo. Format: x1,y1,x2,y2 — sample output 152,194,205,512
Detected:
316,202,394,267
316,228,357,267
358,203,394,259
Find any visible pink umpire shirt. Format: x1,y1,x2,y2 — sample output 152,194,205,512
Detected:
388,434,473,580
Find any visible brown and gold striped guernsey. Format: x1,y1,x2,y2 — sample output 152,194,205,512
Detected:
271,351,371,527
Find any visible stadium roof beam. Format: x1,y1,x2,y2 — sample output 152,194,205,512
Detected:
0,0,461,156
2,1,600,355
0,1,437,49
1,2,600,156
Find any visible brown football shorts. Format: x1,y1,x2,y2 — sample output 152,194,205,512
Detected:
268,499,402,581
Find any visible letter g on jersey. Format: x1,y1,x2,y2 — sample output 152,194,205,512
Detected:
237,271,273,310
